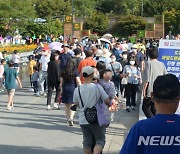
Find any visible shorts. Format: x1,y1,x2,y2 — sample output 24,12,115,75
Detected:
80,124,106,149
7,89,15,96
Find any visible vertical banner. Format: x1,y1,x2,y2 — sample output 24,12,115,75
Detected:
158,40,180,80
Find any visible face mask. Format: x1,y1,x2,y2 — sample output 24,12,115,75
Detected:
122,54,127,59
129,61,135,65
111,58,116,62
116,48,120,51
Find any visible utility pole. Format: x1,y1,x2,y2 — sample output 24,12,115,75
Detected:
72,0,74,36
141,0,144,17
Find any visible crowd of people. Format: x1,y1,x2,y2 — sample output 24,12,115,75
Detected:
0,36,179,154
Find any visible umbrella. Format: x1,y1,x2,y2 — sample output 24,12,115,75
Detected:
98,38,111,44
81,36,89,40
48,42,63,51
102,33,113,39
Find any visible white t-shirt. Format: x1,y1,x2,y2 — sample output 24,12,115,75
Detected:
0,52,3,59
176,104,180,114
39,55,50,71
121,43,128,51
12,54,20,63
73,83,108,125
107,62,122,76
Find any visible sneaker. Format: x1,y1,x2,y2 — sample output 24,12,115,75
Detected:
53,103,60,110
67,119,74,126
29,88,34,92
47,105,51,110
126,106,130,112
6,106,12,110
42,93,47,97
130,106,135,110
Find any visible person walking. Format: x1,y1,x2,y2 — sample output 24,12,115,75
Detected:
38,46,50,96
73,66,111,154
107,54,122,97
78,49,97,83
47,52,61,110
123,56,141,112
1,60,22,110
60,58,81,126
120,74,180,154
142,47,167,118
28,55,37,91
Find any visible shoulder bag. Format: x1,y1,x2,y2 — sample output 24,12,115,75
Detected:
78,87,97,124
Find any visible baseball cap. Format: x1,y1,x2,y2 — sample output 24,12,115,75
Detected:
153,74,180,100
82,66,94,77
43,46,50,51
62,43,70,48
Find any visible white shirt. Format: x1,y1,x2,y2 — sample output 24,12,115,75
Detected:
0,52,3,59
12,54,20,63
39,55,50,71
176,104,180,114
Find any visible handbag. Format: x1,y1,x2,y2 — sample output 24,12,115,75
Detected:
121,77,128,85
78,87,98,124
96,85,111,127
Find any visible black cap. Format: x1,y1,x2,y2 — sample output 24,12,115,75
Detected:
153,74,180,100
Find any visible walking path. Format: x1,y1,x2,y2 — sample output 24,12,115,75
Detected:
0,87,139,154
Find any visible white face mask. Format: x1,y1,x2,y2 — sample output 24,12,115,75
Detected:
111,58,116,62
122,54,127,59
129,61,135,65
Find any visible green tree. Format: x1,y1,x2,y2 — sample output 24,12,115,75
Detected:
110,15,146,37
143,0,180,17
73,0,97,17
83,12,109,35
0,0,36,36
35,0,71,19
163,9,180,35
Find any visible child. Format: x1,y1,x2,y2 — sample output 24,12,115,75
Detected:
28,55,37,91
0,59,6,92
31,66,39,95
1,60,22,110
99,69,122,120
12,50,20,72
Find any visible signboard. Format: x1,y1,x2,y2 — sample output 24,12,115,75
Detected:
145,31,155,38
65,15,73,23
130,37,136,43
145,23,154,31
155,24,164,38
137,30,145,38
158,39,180,80
73,23,81,31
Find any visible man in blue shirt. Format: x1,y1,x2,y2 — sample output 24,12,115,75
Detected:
112,43,122,61
120,74,180,154
59,44,72,70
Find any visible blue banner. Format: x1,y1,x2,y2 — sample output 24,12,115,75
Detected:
158,48,180,80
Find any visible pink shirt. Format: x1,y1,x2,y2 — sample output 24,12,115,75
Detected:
0,65,4,78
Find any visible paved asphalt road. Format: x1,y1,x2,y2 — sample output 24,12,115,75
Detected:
0,87,139,154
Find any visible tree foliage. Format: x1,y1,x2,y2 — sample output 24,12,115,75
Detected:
34,0,71,19
83,13,109,35
110,15,146,37
163,9,180,35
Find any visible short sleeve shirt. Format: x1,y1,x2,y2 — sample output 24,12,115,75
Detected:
73,83,108,125
4,68,18,89
120,114,180,154
144,60,167,97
